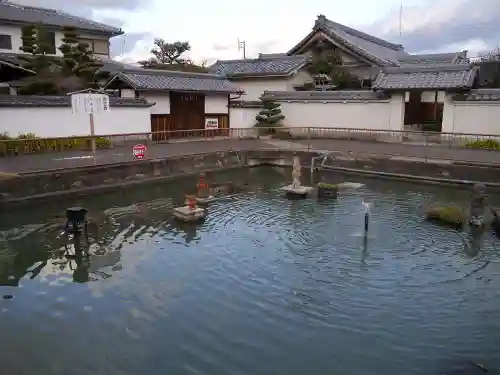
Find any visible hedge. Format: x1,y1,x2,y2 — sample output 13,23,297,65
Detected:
0,133,111,157
465,139,500,150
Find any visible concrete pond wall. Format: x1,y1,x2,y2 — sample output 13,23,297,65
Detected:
2,150,500,205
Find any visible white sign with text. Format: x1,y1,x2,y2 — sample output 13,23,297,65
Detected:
205,118,219,129
71,93,110,114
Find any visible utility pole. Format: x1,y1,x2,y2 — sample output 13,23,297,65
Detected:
238,39,246,59
399,3,403,36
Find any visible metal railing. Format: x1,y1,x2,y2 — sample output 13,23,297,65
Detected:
1,127,500,173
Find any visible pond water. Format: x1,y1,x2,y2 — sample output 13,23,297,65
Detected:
1,167,499,375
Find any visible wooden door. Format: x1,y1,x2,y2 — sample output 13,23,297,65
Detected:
170,92,205,137
151,114,174,141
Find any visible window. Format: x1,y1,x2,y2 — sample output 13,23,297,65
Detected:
0,34,12,50
92,39,109,56
77,38,110,56
43,31,56,54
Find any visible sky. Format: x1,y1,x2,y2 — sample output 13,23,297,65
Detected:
7,0,500,63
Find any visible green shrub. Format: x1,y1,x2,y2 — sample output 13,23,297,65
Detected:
95,137,111,148
0,132,11,140
17,133,39,139
466,139,500,150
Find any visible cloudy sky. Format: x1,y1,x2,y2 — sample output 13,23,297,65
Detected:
8,0,500,63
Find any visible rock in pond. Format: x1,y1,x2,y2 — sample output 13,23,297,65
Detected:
425,205,467,229
317,182,338,198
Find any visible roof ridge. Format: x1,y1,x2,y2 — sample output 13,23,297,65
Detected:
383,63,474,74
317,15,403,52
122,68,226,79
213,55,307,64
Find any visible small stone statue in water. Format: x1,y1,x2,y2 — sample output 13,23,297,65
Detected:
469,183,486,227
292,155,301,188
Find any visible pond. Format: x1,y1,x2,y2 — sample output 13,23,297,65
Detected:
1,167,499,375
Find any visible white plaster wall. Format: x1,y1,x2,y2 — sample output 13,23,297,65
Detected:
229,107,260,128
0,24,109,56
442,97,500,135
0,24,22,53
0,106,151,137
276,94,404,131
234,79,289,101
141,93,170,114
205,94,228,113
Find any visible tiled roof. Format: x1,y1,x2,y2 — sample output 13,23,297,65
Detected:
398,52,469,66
288,15,407,67
286,15,470,69
210,55,308,78
452,89,500,101
107,69,243,93
0,95,153,107
0,1,122,35
373,64,477,90
261,90,390,101
229,100,264,108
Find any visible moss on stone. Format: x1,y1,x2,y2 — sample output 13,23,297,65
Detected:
425,205,467,229
317,182,338,189
317,182,338,198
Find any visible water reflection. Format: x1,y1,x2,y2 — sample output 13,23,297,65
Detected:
0,168,499,375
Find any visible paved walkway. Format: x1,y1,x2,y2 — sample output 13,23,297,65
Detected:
1,137,500,174
0,139,273,173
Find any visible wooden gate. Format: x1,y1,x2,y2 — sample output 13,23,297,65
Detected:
170,92,205,137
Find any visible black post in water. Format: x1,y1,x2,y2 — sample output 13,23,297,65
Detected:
364,212,369,233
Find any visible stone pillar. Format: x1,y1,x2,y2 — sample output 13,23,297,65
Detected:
469,183,486,227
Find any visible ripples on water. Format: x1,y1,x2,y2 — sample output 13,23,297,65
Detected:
0,168,499,375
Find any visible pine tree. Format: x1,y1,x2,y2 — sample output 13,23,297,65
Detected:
59,27,107,89
18,24,59,94
255,99,285,127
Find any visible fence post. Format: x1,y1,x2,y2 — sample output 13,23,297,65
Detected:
307,127,311,151
424,132,428,163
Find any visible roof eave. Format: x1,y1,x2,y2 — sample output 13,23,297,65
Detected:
0,19,123,37
135,88,242,94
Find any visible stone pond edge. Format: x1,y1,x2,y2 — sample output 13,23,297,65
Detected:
2,150,500,205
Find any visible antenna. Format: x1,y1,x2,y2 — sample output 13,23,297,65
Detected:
399,3,403,36
238,39,246,59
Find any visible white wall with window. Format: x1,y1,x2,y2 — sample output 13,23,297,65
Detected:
0,23,110,57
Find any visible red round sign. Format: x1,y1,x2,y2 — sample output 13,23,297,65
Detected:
132,144,147,159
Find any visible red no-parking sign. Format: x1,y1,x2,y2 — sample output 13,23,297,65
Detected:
132,144,147,159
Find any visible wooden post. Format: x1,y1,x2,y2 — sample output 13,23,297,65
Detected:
89,112,96,166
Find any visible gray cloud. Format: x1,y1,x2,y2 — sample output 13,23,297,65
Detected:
110,32,152,57
364,0,500,54
212,42,234,51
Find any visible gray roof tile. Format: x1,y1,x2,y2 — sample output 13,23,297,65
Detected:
398,52,469,66
373,64,477,90
452,89,500,101
108,69,243,93
261,90,390,101
0,1,122,35
229,100,264,108
210,55,308,77
0,95,153,107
